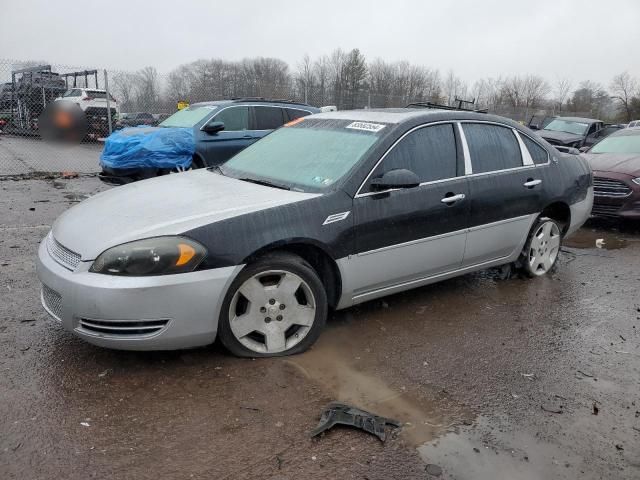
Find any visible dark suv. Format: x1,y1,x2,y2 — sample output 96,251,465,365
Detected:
100,99,320,183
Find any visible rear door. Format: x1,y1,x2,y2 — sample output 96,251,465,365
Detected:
461,122,545,266
197,105,251,165
351,123,469,295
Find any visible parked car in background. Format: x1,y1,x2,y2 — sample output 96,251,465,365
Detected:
533,116,607,149
582,128,640,219
38,109,593,355
55,88,119,136
115,112,157,129
99,98,320,184
627,120,640,129
0,82,14,109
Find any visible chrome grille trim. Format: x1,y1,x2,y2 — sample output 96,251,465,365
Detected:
77,318,170,338
593,178,632,198
591,204,621,217
46,233,81,270
41,284,62,322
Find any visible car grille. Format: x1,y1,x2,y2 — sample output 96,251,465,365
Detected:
591,204,621,217
41,284,63,321
47,233,81,270
593,178,632,198
77,318,170,338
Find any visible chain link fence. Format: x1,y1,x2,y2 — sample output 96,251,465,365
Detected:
0,57,594,177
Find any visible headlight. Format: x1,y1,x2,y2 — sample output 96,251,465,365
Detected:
632,178,640,185
90,237,206,276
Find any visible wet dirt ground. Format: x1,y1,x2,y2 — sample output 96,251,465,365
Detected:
1,177,639,479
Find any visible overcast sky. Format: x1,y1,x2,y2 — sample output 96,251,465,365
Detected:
1,0,639,86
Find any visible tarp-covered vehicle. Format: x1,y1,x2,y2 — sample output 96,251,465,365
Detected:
99,99,320,184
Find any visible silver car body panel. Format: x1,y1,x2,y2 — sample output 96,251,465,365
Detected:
335,213,538,309
37,239,243,350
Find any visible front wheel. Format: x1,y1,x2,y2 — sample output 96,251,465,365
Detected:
520,217,562,277
217,252,328,357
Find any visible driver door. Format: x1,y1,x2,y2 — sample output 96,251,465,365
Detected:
197,106,252,165
351,123,469,294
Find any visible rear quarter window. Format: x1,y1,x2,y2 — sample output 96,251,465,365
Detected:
285,108,312,122
521,135,549,165
463,123,523,173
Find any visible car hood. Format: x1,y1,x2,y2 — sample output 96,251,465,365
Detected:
582,152,640,177
52,170,319,260
538,130,583,145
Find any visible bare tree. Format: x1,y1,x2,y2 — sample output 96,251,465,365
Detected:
610,72,638,122
134,66,160,111
296,54,314,103
553,78,572,113
313,55,331,105
111,72,137,112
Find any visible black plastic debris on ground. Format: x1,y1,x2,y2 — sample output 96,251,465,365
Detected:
310,402,401,442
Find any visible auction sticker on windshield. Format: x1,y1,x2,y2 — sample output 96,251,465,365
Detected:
346,121,386,133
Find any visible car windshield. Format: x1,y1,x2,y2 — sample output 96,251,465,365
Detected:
590,133,640,154
160,106,217,128
222,118,384,192
543,119,589,135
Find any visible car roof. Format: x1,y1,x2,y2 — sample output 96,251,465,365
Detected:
311,108,517,126
554,116,600,123
191,99,316,109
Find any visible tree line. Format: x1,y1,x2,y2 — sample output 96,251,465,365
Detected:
105,49,640,122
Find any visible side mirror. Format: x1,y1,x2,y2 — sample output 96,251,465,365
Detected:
529,124,539,130
370,169,420,191
202,121,225,134
579,146,590,153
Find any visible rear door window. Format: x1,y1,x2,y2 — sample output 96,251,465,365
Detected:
521,135,549,165
463,123,523,173
253,106,285,130
213,106,249,131
366,123,458,191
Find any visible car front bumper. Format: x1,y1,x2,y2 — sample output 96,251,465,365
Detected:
591,172,640,219
36,238,241,350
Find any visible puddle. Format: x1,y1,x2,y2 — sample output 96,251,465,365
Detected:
418,416,583,480
288,318,467,446
564,228,628,250
63,192,89,203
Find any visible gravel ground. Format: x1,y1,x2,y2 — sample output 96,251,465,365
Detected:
1,177,639,479
0,135,101,175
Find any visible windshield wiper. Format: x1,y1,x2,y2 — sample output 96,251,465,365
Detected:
238,177,290,191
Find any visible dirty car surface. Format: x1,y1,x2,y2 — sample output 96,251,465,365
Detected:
37,109,593,356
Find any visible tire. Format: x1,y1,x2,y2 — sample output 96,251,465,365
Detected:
520,216,562,277
217,252,328,357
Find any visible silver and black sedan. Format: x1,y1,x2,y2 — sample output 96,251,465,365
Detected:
37,109,593,357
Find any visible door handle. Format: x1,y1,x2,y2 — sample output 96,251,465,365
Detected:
523,179,542,188
441,193,466,204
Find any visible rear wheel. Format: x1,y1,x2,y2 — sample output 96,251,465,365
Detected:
218,252,328,357
520,217,562,277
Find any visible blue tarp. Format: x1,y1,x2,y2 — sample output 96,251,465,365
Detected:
100,126,195,170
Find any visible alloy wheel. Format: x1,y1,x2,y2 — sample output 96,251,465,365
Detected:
527,220,561,275
228,270,316,354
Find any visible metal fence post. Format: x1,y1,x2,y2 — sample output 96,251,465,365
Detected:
104,69,113,135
